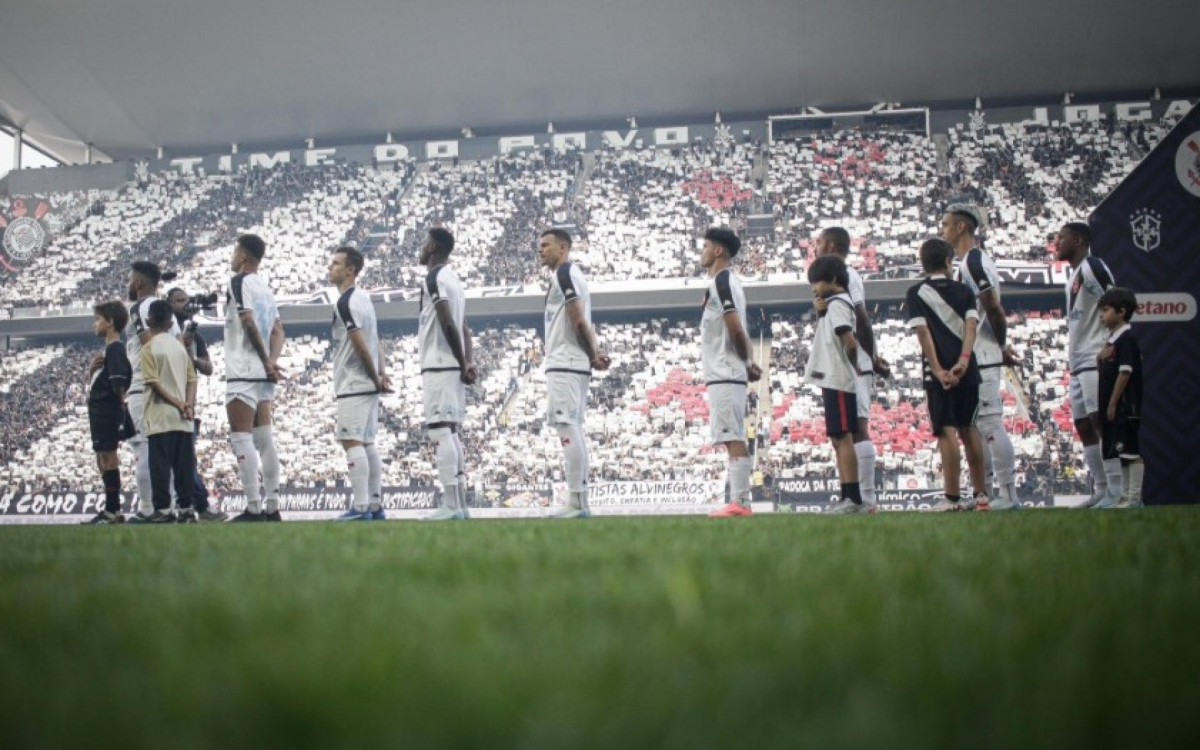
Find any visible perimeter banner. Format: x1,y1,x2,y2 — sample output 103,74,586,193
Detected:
0,486,438,516
1089,102,1200,504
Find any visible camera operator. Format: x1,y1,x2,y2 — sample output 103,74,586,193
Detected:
168,287,225,521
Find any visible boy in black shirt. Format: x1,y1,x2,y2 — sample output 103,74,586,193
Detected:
1095,288,1144,509
905,239,990,512
83,301,134,525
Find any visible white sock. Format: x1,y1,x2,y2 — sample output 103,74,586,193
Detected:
346,446,369,513
1082,443,1107,496
452,431,466,477
230,432,261,513
979,414,1016,503
451,432,467,511
1126,461,1144,504
364,443,383,512
133,439,153,514
431,427,459,509
854,441,877,505
556,424,588,508
253,426,280,512
1104,458,1124,499
728,456,752,506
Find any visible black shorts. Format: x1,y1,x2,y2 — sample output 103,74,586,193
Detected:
1102,418,1140,460
925,379,980,436
821,388,857,437
89,406,123,452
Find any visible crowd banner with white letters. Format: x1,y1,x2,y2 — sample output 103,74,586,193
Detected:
1089,101,1200,505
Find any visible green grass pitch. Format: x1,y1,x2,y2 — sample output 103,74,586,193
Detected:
2,510,1198,749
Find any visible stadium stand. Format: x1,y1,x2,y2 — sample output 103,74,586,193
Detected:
1,112,1186,315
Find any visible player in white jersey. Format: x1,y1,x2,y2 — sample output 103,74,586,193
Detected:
1055,221,1122,507
123,261,182,522
328,246,392,521
223,234,287,522
942,204,1017,511
700,228,763,518
814,227,891,510
539,228,610,519
417,228,478,521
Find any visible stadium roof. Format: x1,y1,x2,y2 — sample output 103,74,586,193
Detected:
2,0,1198,164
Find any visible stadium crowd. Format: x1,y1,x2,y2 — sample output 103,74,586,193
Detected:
2,112,1180,316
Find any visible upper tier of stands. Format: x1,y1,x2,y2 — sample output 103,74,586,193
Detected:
0,112,1180,310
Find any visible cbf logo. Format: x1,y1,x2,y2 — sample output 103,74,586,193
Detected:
1130,207,1162,253
0,198,49,271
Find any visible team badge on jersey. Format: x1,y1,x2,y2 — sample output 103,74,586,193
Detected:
1130,207,1162,253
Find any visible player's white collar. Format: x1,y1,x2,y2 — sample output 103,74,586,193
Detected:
1106,323,1132,343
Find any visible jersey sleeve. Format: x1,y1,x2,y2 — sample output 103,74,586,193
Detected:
955,285,980,321
557,263,579,303
426,266,447,304
1117,333,1140,374
141,343,159,386
847,270,866,307
131,300,149,337
336,290,360,332
905,285,927,329
106,343,133,391
230,275,251,313
964,249,994,295
830,298,855,336
1085,257,1116,295
715,270,738,314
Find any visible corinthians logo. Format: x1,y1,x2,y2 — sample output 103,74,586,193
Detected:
1177,131,1200,199
0,198,50,270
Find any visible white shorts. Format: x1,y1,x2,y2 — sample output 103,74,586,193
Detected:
423,370,466,425
545,371,589,426
707,382,747,445
977,366,1004,418
336,394,379,443
225,381,275,408
854,372,872,421
1069,369,1100,421
127,391,146,447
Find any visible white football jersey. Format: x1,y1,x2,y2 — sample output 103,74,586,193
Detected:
125,296,180,394
1066,255,1116,374
845,266,873,372
418,264,466,373
804,292,858,392
700,268,748,384
543,262,593,374
223,272,279,383
954,247,1003,367
331,286,380,397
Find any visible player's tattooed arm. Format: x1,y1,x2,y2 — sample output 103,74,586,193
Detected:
978,288,1007,348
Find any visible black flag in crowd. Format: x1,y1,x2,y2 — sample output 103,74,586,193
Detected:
1090,101,1200,504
